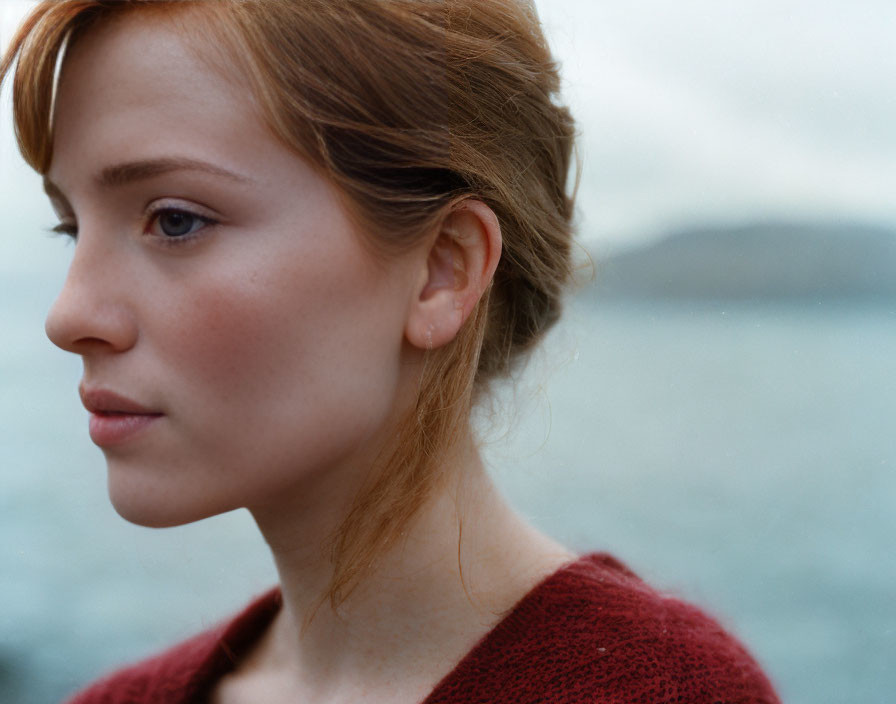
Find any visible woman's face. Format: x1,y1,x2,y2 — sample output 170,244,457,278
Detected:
44,13,424,527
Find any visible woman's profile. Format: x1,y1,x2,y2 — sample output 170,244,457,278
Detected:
2,1,780,702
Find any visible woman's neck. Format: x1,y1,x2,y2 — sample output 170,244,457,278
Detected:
236,435,574,704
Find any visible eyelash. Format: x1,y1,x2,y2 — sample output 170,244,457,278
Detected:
49,203,218,246
50,222,78,239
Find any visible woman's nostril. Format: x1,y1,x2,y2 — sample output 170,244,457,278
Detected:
44,280,137,355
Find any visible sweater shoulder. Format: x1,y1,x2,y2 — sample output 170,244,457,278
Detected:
64,588,280,704
558,553,780,703
427,553,780,704
64,625,222,704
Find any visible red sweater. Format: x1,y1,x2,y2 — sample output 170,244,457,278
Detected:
66,553,780,703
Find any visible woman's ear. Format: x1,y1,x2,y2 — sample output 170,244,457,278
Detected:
406,199,502,350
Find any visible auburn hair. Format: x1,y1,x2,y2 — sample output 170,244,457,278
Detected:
1,0,577,605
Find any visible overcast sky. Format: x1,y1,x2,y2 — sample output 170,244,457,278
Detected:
3,0,895,268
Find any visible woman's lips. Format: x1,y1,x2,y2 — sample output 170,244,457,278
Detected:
87,412,162,446
79,387,163,447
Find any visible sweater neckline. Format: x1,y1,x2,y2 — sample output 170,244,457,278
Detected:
421,552,611,702
201,553,608,703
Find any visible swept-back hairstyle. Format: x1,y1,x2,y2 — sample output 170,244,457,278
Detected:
1,0,576,604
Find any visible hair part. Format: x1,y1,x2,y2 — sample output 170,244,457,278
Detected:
2,0,577,606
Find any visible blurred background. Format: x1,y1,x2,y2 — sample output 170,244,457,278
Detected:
2,1,894,702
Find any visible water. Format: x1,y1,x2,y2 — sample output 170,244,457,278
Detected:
2,287,894,703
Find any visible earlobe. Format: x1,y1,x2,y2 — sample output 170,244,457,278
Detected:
406,200,502,350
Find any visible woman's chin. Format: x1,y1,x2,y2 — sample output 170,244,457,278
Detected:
106,476,228,529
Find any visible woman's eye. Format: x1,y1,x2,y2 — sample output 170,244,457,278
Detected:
51,222,78,239
148,209,213,238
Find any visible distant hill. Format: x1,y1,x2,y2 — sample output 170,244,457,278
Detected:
588,221,896,301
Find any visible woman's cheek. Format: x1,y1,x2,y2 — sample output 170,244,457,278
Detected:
163,274,306,403
153,253,401,449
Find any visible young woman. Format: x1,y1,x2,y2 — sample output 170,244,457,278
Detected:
2,1,780,702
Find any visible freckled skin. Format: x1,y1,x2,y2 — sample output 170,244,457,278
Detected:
45,14,425,528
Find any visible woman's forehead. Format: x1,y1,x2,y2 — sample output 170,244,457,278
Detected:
61,6,250,93
49,13,279,196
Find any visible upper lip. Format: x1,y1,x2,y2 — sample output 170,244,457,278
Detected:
79,386,161,415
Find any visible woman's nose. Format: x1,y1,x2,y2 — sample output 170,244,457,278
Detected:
44,239,138,356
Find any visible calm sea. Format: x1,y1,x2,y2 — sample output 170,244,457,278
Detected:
2,285,894,703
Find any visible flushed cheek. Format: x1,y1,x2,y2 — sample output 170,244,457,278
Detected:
152,260,407,485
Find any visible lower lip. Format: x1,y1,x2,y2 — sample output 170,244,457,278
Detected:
88,413,162,447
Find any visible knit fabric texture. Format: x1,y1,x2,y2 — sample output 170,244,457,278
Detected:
66,553,780,703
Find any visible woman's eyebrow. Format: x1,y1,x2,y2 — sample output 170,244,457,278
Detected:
42,157,254,200
42,178,70,206
96,157,254,188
